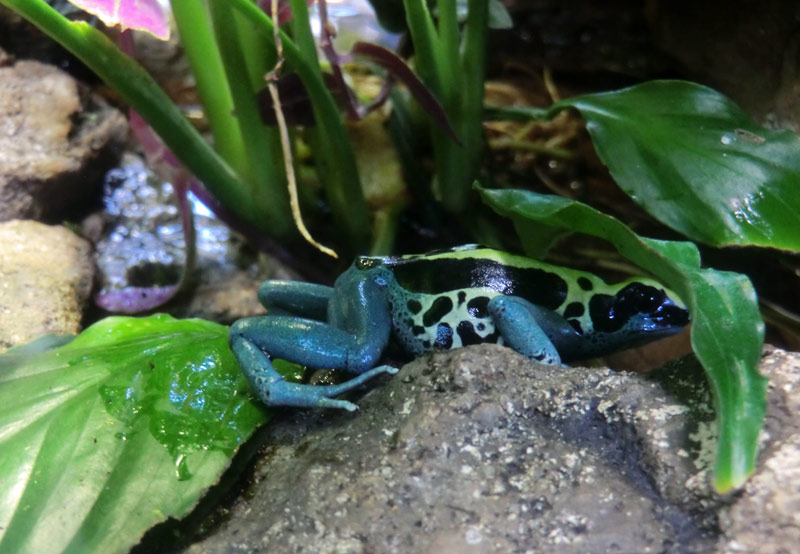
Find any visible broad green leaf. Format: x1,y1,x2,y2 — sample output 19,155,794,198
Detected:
479,187,767,493
552,80,800,251
0,315,268,554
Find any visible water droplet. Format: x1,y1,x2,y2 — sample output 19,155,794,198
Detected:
175,454,192,481
720,135,733,145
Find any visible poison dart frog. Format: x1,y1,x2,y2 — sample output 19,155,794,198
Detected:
230,245,689,410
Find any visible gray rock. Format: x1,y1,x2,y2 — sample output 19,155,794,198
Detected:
0,220,94,351
0,54,126,221
171,344,800,554
181,345,728,554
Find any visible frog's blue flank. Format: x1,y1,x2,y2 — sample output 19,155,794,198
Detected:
230,245,689,410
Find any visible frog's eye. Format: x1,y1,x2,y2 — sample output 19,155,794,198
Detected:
356,257,381,270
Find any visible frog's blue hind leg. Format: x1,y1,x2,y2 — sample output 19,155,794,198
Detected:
488,295,570,365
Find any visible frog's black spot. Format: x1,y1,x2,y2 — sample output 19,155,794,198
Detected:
457,321,501,346
457,291,467,305
457,321,480,346
391,258,567,310
435,323,454,349
456,321,490,346
577,277,593,291
407,299,422,314
477,322,485,331
467,296,490,318
422,296,454,327
412,325,426,336
568,319,583,335
563,301,585,319
422,340,432,349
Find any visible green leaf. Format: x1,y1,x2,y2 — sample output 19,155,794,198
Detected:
552,80,800,251
0,315,267,554
479,187,767,493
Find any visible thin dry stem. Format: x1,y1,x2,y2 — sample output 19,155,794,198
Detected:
267,0,338,258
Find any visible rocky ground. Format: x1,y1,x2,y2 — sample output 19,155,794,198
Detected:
136,344,795,554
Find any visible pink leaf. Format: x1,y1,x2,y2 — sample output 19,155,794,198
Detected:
67,0,170,40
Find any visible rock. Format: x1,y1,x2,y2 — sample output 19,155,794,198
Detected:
175,345,725,554
159,344,800,554
0,220,94,351
0,54,126,221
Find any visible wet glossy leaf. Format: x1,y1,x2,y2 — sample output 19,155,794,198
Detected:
480,187,767,493
554,80,800,251
0,315,267,553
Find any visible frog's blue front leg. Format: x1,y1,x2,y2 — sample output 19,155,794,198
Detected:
230,321,396,410
488,295,575,365
258,281,332,319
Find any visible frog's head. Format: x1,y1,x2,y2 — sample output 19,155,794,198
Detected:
352,256,396,289
589,283,689,342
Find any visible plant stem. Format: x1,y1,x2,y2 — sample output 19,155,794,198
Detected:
403,0,488,214
231,0,370,253
170,0,247,175
208,0,291,237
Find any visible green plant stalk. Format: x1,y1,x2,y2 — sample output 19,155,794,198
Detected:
208,0,291,237
228,0,368,252
402,0,444,98
288,0,320,65
370,205,401,256
170,0,247,176
436,0,459,90
404,0,488,214
232,6,276,92
223,0,371,252
285,0,371,252
0,0,284,232
451,0,487,207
